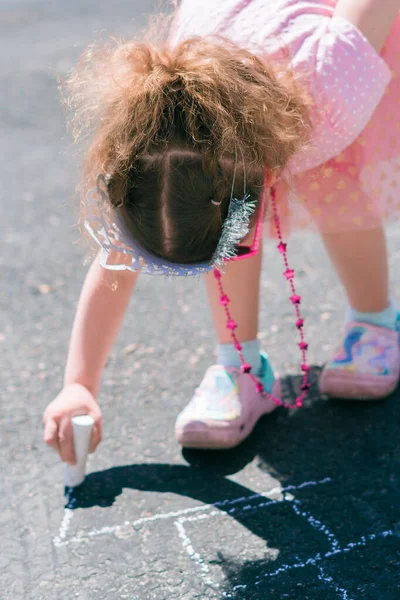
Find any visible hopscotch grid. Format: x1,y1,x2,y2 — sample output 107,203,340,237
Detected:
53,475,396,598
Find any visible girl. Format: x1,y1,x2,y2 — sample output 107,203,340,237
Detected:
44,0,400,463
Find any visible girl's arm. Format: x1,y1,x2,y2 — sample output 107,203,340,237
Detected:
334,0,400,52
43,252,138,464
64,253,138,395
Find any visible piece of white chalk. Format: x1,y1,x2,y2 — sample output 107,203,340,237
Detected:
64,415,95,488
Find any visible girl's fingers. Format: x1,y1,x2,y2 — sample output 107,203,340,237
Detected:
58,418,76,465
43,418,60,453
89,414,102,453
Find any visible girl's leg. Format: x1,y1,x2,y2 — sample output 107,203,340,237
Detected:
204,246,262,344
321,226,389,312
204,171,277,344
175,245,278,449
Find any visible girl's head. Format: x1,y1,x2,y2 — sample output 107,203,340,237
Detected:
66,35,310,266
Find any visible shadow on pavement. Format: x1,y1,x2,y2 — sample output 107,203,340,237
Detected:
65,367,400,599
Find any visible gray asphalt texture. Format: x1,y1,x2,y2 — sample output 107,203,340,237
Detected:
1,2,400,599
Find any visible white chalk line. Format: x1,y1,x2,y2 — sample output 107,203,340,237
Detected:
174,520,215,587
317,565,353,600
325,529,394,558
176,495,285,525
53,476,331,547
57,508,74,541
291,500,350,598
291,499,341,552
56,488,76,542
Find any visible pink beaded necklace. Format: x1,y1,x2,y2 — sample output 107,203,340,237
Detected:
213,174,310,409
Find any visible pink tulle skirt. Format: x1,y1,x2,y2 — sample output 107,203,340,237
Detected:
273,21,400,235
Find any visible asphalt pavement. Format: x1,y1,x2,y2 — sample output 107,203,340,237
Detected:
1,2,399,599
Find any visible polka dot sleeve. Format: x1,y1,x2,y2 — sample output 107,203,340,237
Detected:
289,16,392,175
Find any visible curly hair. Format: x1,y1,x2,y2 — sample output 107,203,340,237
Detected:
64,31,311,264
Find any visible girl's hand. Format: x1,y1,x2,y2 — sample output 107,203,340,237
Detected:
43,383,102,465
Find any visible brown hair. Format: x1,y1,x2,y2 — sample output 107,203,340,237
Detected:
65,33,311,264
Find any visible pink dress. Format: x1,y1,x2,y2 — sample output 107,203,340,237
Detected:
171,0,400,233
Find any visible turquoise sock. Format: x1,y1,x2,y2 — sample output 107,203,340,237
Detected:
216,339,262,374
346,300,399,331
259,351,275,393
